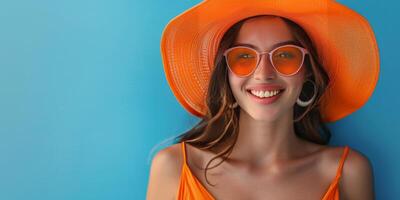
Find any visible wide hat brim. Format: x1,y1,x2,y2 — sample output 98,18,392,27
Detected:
160,0,380,123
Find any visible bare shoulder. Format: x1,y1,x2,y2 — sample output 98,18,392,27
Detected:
318,145,375,200
340,146,375,200
146,142,184,200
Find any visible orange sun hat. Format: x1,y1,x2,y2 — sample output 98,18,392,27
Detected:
160,0,380,123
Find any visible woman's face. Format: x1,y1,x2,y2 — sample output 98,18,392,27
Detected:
228,16,308,121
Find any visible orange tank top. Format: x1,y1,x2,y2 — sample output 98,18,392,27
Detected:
176,141,350,200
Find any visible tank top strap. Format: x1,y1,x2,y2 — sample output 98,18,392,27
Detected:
334,145,350,180
181,141,187,166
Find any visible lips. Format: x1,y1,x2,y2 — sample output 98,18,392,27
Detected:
246,89,285,98
246,88,285,105
246,84,285,91
246,88,286,95
244,84,286,104
246,88,286,94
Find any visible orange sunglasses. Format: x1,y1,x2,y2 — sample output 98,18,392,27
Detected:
223,44,310,77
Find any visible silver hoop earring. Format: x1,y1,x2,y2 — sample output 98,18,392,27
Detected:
296,79,317,107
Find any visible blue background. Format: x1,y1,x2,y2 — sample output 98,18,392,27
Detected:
0,0,398,199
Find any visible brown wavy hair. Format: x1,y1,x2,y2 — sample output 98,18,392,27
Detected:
171,15,332,186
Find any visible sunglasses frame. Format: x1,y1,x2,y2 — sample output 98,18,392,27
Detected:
223,44,310,77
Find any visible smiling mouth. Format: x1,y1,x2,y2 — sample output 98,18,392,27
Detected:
246,89,285,98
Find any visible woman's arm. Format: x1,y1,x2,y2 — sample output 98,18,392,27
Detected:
340,148,375,200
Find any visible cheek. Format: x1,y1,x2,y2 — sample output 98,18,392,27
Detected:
286,77,307,103
228,72,248,104
292,83,304,100
228,70,244,93
289,68,307,92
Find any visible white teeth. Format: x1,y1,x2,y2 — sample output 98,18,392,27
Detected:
250,90,282,98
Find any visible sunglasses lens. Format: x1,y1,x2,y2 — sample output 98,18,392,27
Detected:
271,46,304,75
226,47,257,76
226,46,304,76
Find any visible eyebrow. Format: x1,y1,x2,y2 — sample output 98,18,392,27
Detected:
232,40,302,51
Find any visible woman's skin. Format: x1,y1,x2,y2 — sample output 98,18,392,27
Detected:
146,16,374,200
226,15,312,168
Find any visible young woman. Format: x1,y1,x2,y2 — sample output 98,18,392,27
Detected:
147,1,379,199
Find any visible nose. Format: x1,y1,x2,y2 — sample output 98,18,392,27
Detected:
253,54,277,80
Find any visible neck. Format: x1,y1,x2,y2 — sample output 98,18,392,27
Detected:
224,108,307,166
